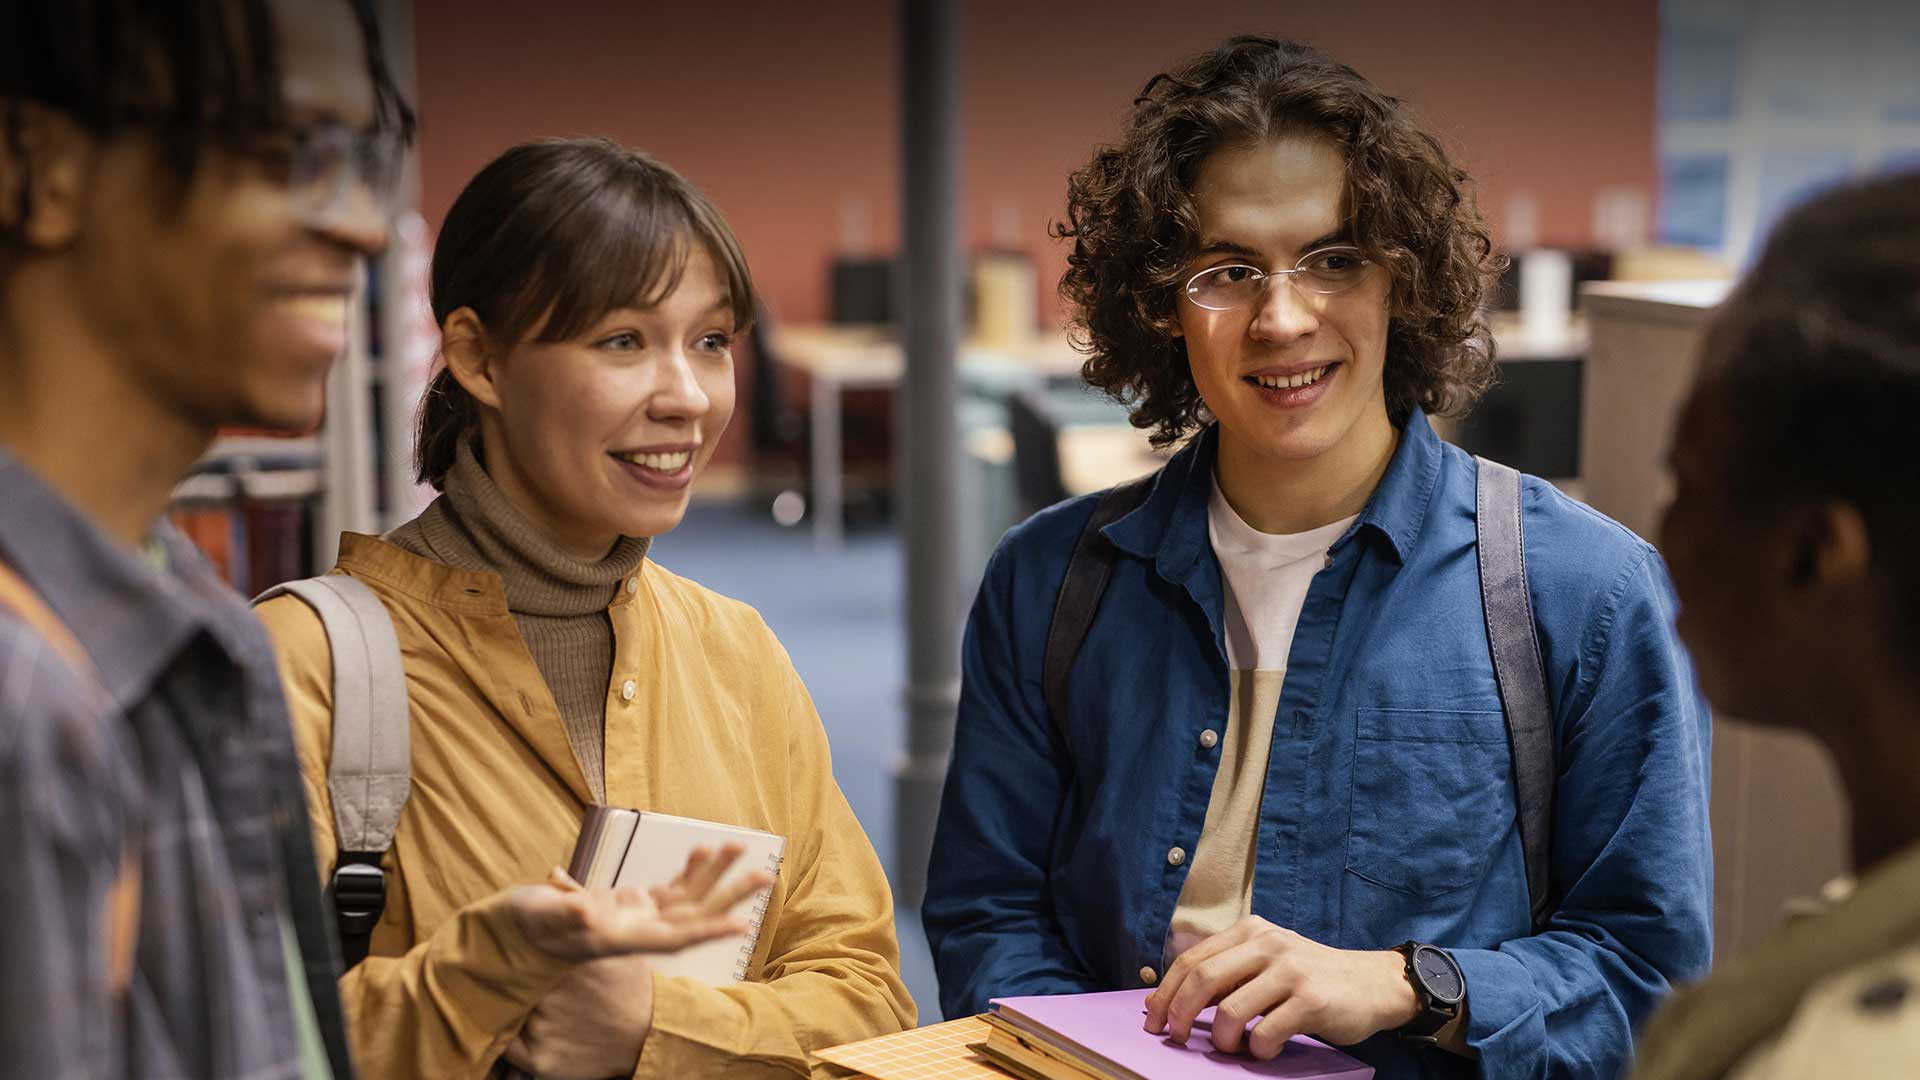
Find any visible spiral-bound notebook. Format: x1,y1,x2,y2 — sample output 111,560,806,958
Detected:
566,806,784,984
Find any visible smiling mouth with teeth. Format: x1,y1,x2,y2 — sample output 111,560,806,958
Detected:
612,450,694,472
1249,363,1334,391
280,295,349,323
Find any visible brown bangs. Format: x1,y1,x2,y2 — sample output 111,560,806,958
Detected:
429,137,757,347
516,168,758,345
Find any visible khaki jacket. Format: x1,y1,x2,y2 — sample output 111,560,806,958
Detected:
257,533,915,1079
1632,842,1920,1080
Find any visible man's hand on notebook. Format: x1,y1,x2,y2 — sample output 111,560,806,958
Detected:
508,841,775,963
1142,916,1420,1059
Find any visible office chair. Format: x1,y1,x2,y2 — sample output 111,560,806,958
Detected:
1007,388,1071,519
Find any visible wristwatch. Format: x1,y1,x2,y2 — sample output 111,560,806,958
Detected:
1394,941,1465,1043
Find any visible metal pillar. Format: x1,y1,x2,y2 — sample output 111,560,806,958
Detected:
892,0,962,911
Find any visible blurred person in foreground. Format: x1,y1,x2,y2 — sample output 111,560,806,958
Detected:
924,35,1712,1078
254,138,916,1079
1632,172,1920,1079
0,1,403,1074
1,5,762,1077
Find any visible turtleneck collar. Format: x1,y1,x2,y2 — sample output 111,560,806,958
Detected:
401,435,651,618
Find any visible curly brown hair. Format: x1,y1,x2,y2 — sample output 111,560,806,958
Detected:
1055,36,1502,446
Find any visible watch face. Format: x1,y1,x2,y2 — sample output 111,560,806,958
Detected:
1414,946,1465,1004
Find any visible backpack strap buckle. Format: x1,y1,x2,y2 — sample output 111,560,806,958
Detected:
331,852,387,937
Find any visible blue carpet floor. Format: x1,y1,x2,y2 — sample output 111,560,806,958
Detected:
650,503,945,1022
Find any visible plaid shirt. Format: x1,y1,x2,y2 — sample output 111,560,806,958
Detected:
0,452,352,1078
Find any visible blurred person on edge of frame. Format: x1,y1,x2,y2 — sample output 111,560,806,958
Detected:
0,2,409,1076
1633,171,1920,1080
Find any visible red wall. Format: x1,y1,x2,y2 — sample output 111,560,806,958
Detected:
412,0,1657,459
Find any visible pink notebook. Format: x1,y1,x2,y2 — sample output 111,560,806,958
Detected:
988,988,1375,1079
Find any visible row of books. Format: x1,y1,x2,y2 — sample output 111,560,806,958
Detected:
169,426,326,596
169,495,315,598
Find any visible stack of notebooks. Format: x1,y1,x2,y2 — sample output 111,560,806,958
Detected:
566,806,785,984
977,990,1373,1080
814,988,1373,1080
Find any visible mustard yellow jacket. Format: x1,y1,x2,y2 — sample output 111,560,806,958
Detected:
256,533,915,1079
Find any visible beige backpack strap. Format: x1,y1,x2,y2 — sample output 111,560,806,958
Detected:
0,558,141,994
253,574,410,968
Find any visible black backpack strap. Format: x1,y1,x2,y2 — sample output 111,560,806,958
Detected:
1042,474,1157,745
1475,457,1557,932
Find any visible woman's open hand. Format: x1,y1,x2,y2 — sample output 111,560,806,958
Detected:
508,842,773,963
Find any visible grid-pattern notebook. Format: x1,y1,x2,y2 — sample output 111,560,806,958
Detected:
567,806,784,984
813,1016,1008,1080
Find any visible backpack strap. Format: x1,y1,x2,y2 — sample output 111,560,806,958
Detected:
1474,457,1557,932
1042,473,1157,745
254,574,410,968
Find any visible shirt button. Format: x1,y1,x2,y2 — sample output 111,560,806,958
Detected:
1199,729,1219,749
626,577,639,595
1139,966,1158,986
620,680,637,701
1167,846,1186,867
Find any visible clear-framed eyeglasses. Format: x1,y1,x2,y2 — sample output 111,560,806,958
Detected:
1182,245,1371,311
260,124,408,227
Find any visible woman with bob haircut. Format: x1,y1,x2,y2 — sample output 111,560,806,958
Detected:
926,36,1710,1080
257,138,914,1079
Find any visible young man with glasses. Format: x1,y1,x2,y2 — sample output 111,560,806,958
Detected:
925,37,1712,1078
0,3,410,1076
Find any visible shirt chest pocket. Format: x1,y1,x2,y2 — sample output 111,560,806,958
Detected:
1344,707,1514,898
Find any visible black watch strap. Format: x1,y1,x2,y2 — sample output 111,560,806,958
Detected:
1395,942,1462,1043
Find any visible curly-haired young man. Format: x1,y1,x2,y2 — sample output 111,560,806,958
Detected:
925,37,1712,1079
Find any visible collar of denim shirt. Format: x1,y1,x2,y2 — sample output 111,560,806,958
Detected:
1104,405,1446,587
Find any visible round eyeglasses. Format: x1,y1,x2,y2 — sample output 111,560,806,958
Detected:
246,124,406,227
291,125,407,226
1182,245,1371,311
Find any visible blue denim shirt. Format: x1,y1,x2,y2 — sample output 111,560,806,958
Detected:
924,411,1713,1080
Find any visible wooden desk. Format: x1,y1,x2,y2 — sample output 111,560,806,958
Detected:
967,422,1170,500
772,323,1084,381
1486,312,1590,361
1057,424,1170,495
769,323,1083,548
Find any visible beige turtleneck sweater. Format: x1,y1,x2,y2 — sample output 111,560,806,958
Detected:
384,437,648,802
